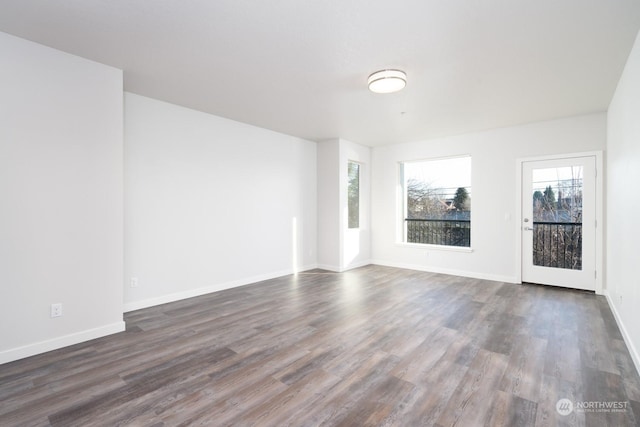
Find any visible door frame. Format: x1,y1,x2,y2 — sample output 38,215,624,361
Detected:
515,151,604,294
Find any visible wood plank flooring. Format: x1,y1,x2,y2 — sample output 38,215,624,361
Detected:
1,265,639,426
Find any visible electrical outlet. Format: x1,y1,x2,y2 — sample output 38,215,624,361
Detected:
51,303,62,318
130,277,139,288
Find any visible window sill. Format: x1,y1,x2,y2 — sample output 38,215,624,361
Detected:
395,242,474,253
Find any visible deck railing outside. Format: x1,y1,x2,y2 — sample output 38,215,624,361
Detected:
405,219,471,247
405,219,581,268
533,221,582,270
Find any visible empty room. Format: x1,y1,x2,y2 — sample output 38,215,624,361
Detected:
2,1,640,426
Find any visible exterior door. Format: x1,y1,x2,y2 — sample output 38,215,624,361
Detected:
522,156,596,291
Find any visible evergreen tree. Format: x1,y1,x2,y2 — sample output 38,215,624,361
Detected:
543,185,556,208
453,187,470,211
533,190,544,203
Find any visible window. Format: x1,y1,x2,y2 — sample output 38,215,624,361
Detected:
348,162,360,229
531,165,583,270
402,156,471,247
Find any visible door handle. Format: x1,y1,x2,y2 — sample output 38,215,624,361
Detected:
524,226,534,231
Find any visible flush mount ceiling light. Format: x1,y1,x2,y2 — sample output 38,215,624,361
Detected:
367,69,407,94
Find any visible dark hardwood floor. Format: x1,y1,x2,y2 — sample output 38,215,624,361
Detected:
1,265,639,426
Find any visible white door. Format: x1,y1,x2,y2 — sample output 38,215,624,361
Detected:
522,156,596,291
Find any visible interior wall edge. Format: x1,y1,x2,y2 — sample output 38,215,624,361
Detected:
123,265,318,313
0,322,126,365
604,291,640,376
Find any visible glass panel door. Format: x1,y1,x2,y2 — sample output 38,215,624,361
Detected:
522,157,595,290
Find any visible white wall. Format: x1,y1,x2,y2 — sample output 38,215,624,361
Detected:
0,32,124,364
340,139,372,270
317,139,371,271
606,30,640,372
371,113,606,282
317,140,341,270
124,93,317,311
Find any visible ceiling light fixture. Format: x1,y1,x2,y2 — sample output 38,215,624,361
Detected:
367,69,407,94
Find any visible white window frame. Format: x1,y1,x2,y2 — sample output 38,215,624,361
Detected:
396,155,473,252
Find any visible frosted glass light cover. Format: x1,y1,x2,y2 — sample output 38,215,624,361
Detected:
367,69,407,93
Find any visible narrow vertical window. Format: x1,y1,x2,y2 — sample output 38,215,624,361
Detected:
348,162,360,229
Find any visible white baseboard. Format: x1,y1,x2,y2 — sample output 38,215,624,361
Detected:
296,264,319,273
123,266,316,313
370,259,519,284
316,260,372,273
343,259,373,271
604,291,640,376
124,261,515,314
0,321,126,365
316,264,342,272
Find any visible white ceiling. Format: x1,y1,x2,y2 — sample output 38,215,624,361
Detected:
1,1,639,146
